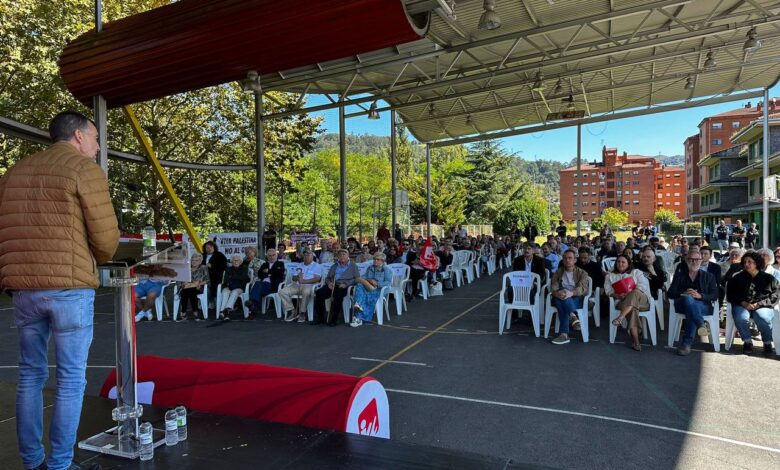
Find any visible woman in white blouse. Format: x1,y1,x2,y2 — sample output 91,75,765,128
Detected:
604,254,652,351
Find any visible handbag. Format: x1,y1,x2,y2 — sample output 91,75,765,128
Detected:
429,281,444,297
611,276,636,295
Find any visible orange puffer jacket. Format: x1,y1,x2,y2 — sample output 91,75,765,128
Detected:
0,142,119,289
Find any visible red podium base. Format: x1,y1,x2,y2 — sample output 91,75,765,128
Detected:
100,355,389,438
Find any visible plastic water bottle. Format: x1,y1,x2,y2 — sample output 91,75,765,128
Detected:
138,422,154,461
175,404,187,441
164,409,178,446
143,224,157,257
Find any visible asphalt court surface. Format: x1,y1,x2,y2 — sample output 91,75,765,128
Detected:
1,269,779,469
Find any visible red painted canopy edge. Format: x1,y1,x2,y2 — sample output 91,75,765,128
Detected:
59,0,426,108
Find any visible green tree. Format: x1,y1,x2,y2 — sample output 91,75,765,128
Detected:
464,140,523,224
596,207,629,229
1,1,322,237
654,208,680,225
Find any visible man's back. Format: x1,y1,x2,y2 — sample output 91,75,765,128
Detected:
0,142,119,289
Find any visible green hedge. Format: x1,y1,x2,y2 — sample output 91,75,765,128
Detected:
661,222,701,237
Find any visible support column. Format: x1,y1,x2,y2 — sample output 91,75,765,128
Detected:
93,0,107,174
339,105,348,242
255,92,266,248
762,87,769,247
576,123,582,237
390,110,397,231
426,143,432,238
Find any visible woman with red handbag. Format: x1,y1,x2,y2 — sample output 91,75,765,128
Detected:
604,254,652,351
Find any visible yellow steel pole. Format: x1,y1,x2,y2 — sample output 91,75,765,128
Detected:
122,105,203,253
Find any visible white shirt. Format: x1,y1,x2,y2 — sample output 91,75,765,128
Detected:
299,262,322,282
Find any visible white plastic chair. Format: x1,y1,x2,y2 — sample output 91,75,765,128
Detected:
215,279,252,318
544,277,593,342
608,295,657,346
153,281,174,321
385,263,410,316
487,254,497,275
601,257,616,273
172,283,209,320
668,300,720,351
498,272,542,336
447,254,464,287
591,286,601,327
655,288,665,331
460,251,475,284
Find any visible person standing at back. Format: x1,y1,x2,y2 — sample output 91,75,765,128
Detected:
0,111,119,470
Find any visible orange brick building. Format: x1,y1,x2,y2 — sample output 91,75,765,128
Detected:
560,147,685,223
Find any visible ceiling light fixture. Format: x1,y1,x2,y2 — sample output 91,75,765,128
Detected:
553,79,563,95
466,115,473,126
743,27,762,52
429,103,436,116
565,95,576,111
478,0,501,31
531,71,545,92
684,76,695,90
367,101,380,120
703,51,716,70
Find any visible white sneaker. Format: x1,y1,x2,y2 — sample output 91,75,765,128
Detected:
349,318,363,328
134,311,145,322
145,310,153,321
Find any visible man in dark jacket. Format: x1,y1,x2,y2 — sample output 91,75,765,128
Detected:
576,247,603,290
510,245,546,304
668,251,718,355
247,248,286,316
0,111,119,470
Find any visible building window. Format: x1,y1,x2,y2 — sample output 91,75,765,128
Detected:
674,202,680,206
674,192,680,196
674,173,681,178
632,190,639,195
632,171,640,175
633,200,640,205
666,193,671,197
732,121,740,129
657,184,663,189
657,194,663,199
712,138,722,145
617,191,622,196
712,122,723,129
666,183,671,187
591,211,596,215
583,182,588,186
674,183,681,187
633,181,640,185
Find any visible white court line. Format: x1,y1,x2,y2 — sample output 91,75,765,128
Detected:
350,357,428,367
0,404,54,424
0,365,115,369
386,388,780,455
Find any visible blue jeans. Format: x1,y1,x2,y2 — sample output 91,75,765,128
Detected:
550,295,584,334
732,305,774,344
14,289,95,470
674,295,711,347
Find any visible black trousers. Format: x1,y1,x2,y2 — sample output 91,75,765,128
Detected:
313,285,349,324
180,287,203,312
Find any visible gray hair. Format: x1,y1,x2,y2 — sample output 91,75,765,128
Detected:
373,252,387,260
757,247,773,259
230,254,243,262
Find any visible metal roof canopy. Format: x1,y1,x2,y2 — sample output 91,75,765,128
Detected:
258,0,780,146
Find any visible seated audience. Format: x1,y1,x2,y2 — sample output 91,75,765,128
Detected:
134,279,168,322
247,248,286,317
668,251,718,355
218,254,250,320
280,249,321,323
604,254,651,351
350,252,393,327
177,253,209,321
549,250,589,345
726,251,778,355
313,249,359,326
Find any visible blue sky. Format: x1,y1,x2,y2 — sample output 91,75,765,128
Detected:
306,83,780,163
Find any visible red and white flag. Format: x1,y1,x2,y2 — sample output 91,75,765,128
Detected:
419,237,438,271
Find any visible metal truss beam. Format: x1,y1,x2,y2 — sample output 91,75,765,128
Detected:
264,12,780,120
429,90,765,148
0,116,254,171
